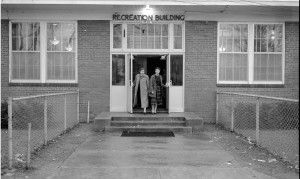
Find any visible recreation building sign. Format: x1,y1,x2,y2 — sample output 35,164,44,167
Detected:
112,14,185,21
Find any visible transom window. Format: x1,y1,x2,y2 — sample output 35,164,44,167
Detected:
10,21,77,83
111,23,184,51
218,23,284,84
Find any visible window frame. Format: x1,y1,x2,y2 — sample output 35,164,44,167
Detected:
9,20,78,84
110,21,185,53
217,22,285,85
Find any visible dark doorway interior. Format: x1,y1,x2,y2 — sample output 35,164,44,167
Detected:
132,55,167,113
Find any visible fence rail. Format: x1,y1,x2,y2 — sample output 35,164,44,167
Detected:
216,91,299,165
1,91,79,169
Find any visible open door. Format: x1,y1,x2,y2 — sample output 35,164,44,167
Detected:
169,54,184,112
127,53,133,113
166,54,170,113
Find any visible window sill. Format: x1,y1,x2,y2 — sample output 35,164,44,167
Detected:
217,84,284,88
9,83,78,87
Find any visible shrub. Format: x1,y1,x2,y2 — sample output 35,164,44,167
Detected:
1,101,8,129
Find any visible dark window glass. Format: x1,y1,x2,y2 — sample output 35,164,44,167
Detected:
112,54,125,85
170,55,183,86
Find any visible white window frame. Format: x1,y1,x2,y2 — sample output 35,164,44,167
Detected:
110,21,185,53
217,22,285,85
9,20,78,84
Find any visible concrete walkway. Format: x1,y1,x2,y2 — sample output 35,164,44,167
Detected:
49,132,276,179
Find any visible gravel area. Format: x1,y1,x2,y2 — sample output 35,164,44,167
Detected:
199,124,299,179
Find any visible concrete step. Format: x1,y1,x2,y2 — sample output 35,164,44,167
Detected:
110,121,186,127
111,117,186,121
105,126,192,133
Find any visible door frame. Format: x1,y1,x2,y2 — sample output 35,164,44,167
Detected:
110,52,185,112
130,52,185,113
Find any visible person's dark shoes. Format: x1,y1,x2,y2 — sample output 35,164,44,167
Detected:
144,112,146,115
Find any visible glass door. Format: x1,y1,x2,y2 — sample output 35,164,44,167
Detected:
110,54,127,111
169,54,184,112
166,54,170,113
127,53,133,113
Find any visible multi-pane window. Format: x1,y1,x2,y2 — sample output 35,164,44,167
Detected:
113,24,122,49
174,24,183,49
10,21,77,83
47,22,76,80
11,22,40,80
218,23,284,84
127,24,169,49
254,24,283,81
218,24,248,81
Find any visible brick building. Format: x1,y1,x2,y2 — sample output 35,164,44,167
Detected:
1,0,299,123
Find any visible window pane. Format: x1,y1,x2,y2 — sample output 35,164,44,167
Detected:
127,24,134,49
112,54,125,86
174,24,182,49
12,52,40,80
170,55,183,86
127,23,169,49
11,22,40,80
254,54,282,81
113,24,122,48
47,22,76,52
174,24,182,36
47,52,75,80
254,24,283,53
47,22,76,80
254,24,283,82
219,53,248,81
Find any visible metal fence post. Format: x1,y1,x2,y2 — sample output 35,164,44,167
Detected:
77,91,80,124
256,97,260,144
216,92,219,124
87,101,90,123
64,94,67,131
44,97,48,145
26,123,31,170
8,97,13,170
231,96,234,132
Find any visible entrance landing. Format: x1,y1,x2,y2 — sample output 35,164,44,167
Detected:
93,112,203,133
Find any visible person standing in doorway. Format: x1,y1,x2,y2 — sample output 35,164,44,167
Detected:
133,68,150,115
149,67,168,114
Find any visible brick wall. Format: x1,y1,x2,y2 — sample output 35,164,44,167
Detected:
77,20,110,121
185,21,299,123
185,21,218,123
2,19,298,123
1,20,9,98
1,20,110,122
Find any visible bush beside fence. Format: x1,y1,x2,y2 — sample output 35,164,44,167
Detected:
217,92,299,165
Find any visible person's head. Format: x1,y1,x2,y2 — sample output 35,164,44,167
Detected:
139,68,145,75
155,67,161,74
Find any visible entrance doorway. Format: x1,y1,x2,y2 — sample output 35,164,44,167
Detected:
132,54,167,113
110,53,184,113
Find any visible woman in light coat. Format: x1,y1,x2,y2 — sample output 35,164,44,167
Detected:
133,68,150,115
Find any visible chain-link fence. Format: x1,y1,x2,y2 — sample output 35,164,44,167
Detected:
217,92,299,165
1,92,79,169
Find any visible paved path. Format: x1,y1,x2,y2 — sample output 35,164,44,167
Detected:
48,132,276,179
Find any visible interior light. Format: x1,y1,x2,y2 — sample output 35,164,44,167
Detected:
65,44,73,51
50,37,59,46
146,5,150,11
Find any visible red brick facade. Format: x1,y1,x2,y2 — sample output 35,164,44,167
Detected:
185,21,299,123
1,20,299,123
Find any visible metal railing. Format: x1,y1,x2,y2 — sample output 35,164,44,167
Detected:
216,91,299,165
2,91,79,169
